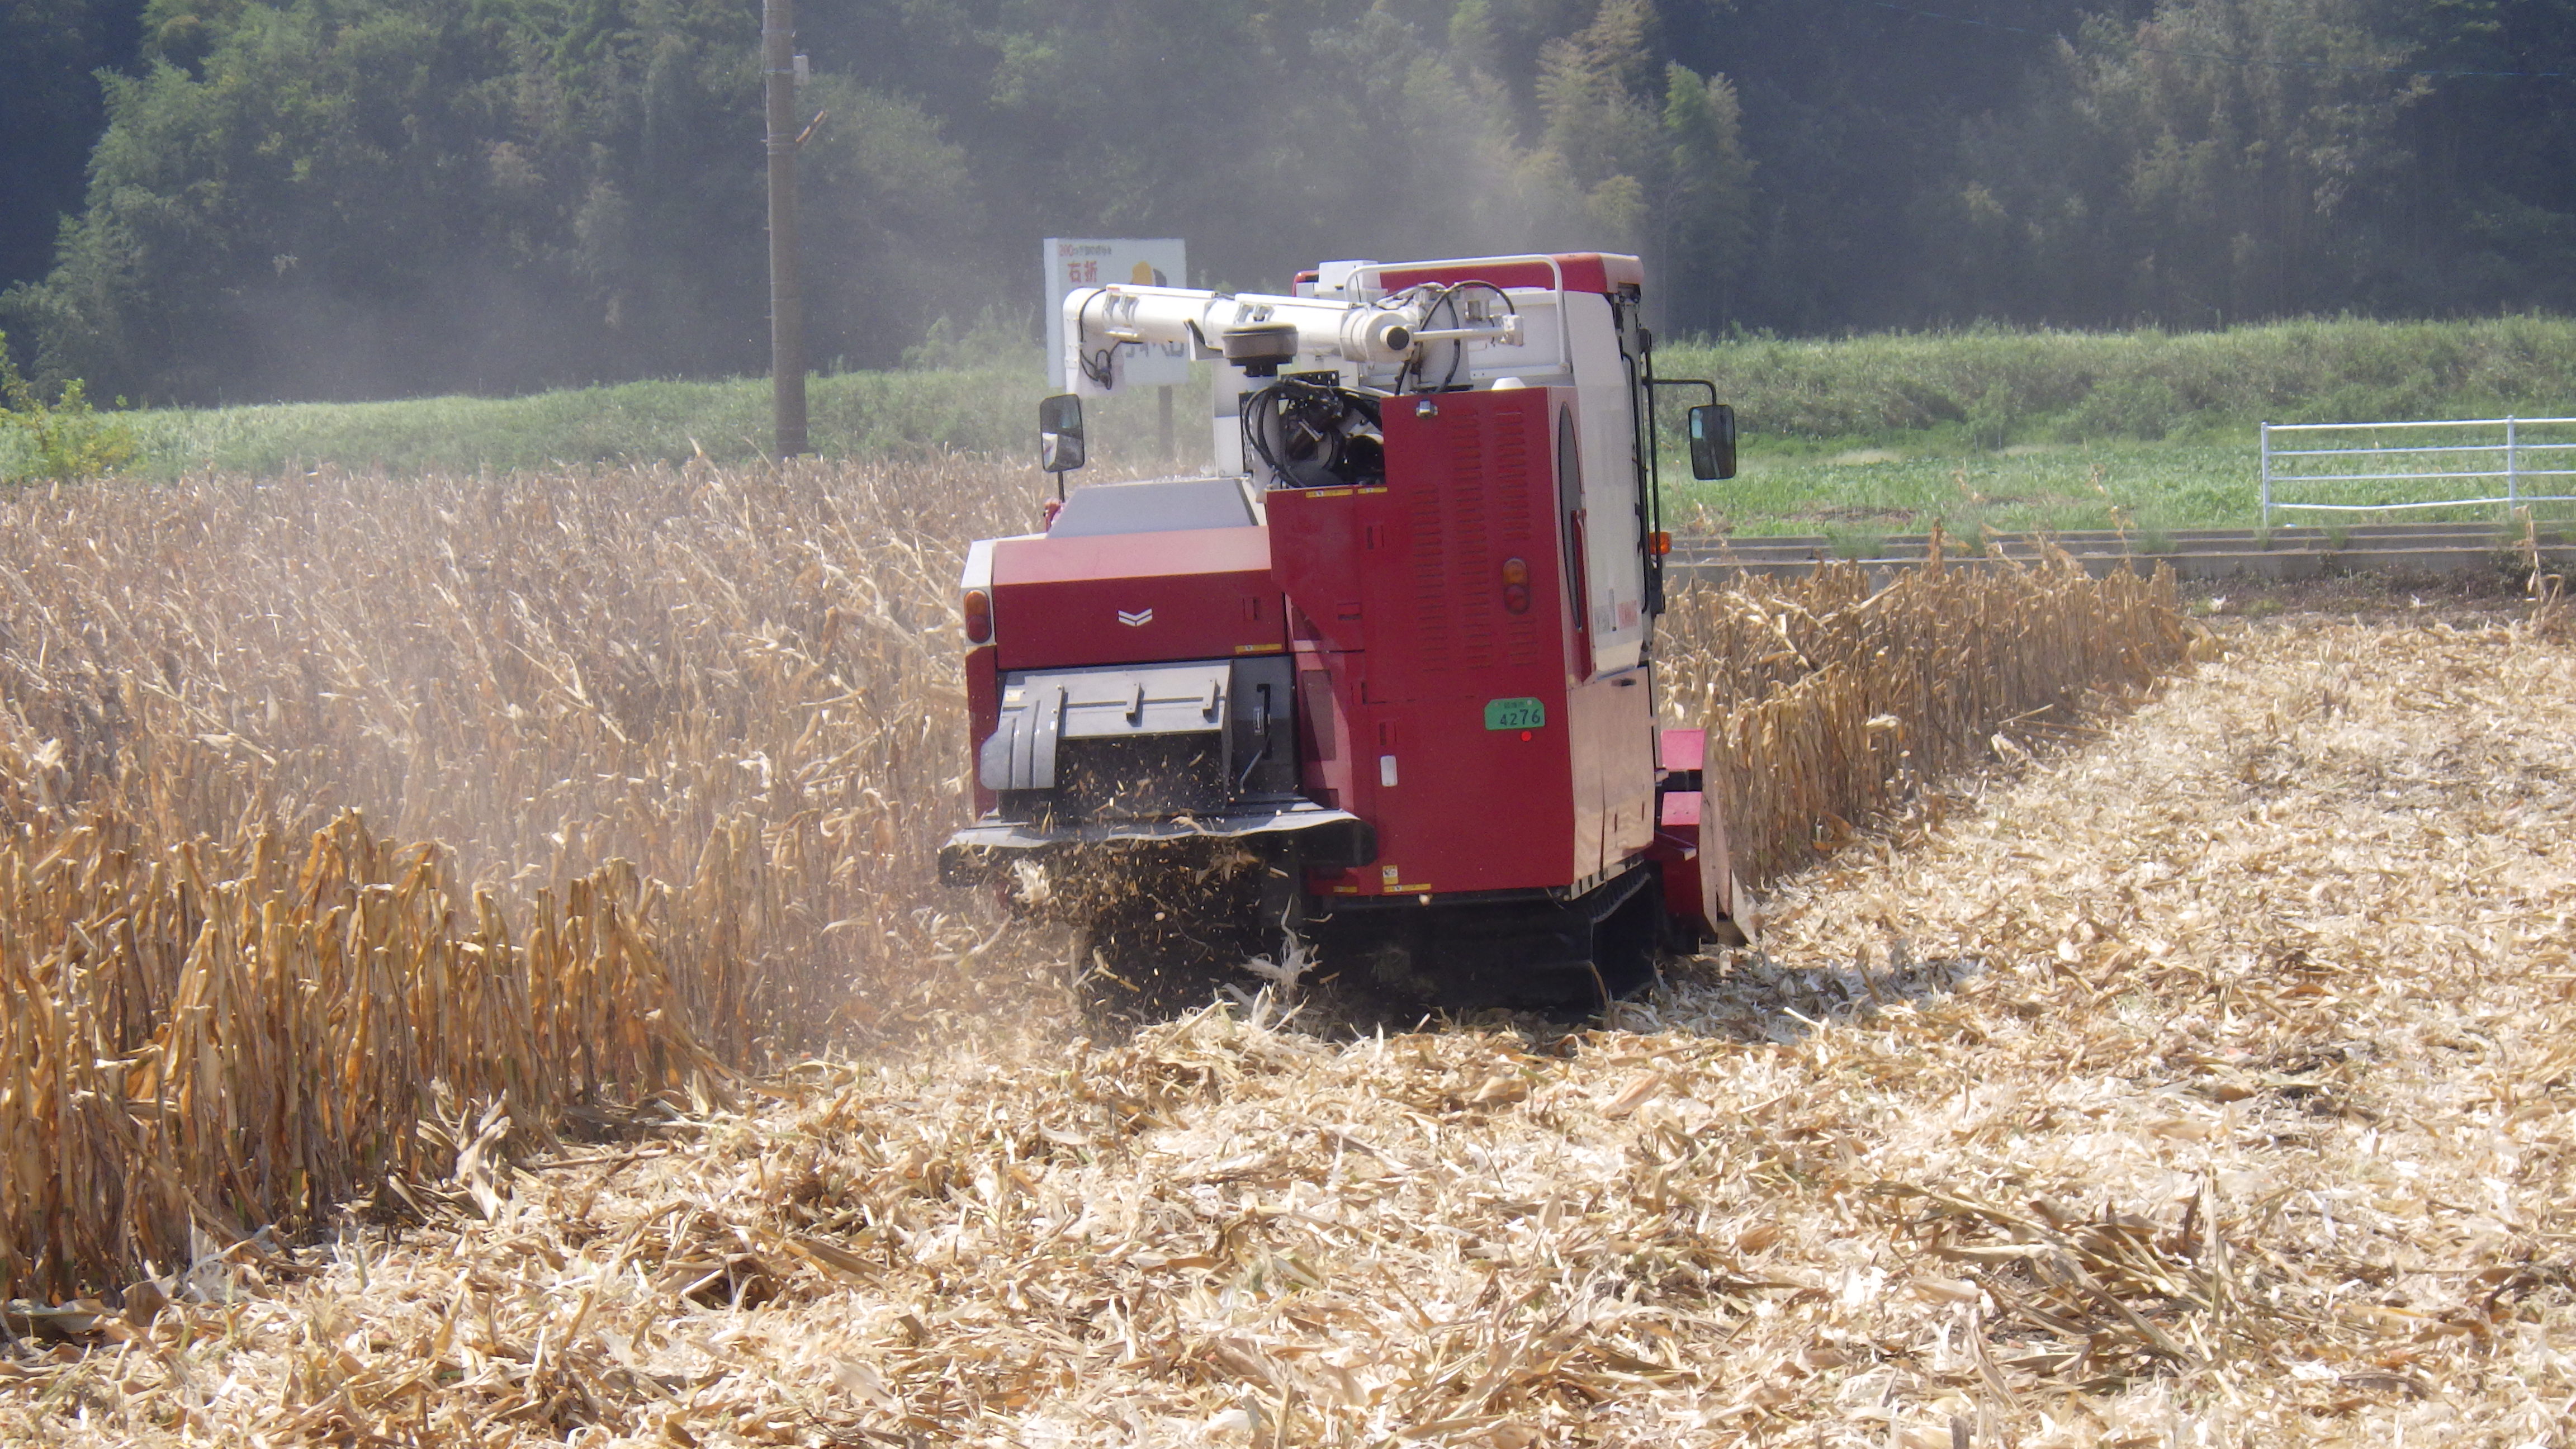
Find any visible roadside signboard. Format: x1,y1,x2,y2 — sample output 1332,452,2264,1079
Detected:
1043,238,1188,391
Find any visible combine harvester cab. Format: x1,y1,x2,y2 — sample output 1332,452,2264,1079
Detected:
940,253,1747,1011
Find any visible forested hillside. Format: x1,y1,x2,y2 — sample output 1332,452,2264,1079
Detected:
4,0,2573,405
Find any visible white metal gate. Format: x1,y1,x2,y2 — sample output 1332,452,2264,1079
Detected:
2260,417,2576,528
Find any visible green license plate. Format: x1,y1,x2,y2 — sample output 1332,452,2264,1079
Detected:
1483,697,1546,731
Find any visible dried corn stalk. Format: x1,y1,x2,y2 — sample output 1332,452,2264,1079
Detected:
0,808,727,1300
0,458,1062,1301
1663,552,2188,885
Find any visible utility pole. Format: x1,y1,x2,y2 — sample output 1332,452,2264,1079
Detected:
762,0,807,458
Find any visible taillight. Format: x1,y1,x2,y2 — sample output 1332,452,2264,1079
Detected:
1500,557,1531,614
962,588,993,645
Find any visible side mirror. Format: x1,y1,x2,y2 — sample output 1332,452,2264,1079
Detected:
1039,393,1087,473
1688,402,1737,481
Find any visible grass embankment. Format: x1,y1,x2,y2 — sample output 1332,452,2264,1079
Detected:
22,314,2576,533
1656,315,2576,537
79,363,1204,478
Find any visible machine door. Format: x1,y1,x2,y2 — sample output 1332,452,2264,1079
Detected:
1560,292,1648,675
1274,388,1590,896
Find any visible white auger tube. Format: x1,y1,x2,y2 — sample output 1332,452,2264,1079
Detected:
1061,285,1426,397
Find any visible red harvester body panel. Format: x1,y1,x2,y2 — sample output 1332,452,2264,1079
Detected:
989,525,1287,671
1267,387,1650,899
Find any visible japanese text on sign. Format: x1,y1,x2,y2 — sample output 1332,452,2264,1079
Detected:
1043,238,1189,391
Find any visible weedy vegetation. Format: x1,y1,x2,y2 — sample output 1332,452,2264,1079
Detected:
75,363,1204,481
61,312,2576,538
1656,314,2576,446
0,333,137,484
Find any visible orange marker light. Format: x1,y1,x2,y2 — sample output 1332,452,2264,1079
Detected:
962,589,993,645
1649,531,1672,556
1500,556,1530,584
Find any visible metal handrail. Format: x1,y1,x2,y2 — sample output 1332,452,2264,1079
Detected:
2276,498,2553,514
2271,442,2576,458
2265,416,2576,431
2272,469,2576,484
1347,253,1571,385
2260,416,2576,527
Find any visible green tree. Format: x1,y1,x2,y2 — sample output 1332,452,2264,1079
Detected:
17,0,2576,399
2379,0,2576,314
801,0,1743,321
1655,62,1752,335
1927,0,2427,328
1530,1,1752,333
3,0,983,403
794,74,982,363
0,0,137,300
2092,0,2423,321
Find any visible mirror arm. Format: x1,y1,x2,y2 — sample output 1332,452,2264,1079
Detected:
1655,379,1730,482
1650,378,1720,406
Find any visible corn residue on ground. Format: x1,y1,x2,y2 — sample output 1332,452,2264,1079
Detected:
6,604,2569,1447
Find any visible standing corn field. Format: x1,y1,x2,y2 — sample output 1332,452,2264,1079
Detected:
0,460,1061,1301
1661,547,2191,887
0,460,2190,1306
0,813,726,1296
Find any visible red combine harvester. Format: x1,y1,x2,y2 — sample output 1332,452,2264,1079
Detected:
940,252,1746,1015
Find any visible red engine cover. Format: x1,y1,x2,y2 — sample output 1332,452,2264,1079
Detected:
989,525,1286,670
